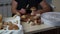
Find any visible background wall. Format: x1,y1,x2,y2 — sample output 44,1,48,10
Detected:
0,0,12,17
52,0,60,11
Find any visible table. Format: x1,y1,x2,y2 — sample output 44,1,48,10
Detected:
22,22,59,34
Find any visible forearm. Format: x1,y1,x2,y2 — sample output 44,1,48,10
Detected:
37,8,51,14
11,9,18,14
11,8,21,16
11,0,18,15
38,0,52,14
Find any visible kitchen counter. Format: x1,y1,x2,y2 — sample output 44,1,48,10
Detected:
22,22,59,34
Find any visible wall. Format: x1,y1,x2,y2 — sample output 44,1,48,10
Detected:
52,0,60,11
0,0,12,17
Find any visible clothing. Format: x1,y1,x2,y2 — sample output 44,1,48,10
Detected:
15,0,42,10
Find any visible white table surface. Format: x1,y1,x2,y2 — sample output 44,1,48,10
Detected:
22,22,58,34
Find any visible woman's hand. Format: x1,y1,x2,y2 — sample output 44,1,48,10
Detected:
19,8,26,14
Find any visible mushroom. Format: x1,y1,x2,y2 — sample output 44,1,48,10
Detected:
8,24,19,30
8,22,19,30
